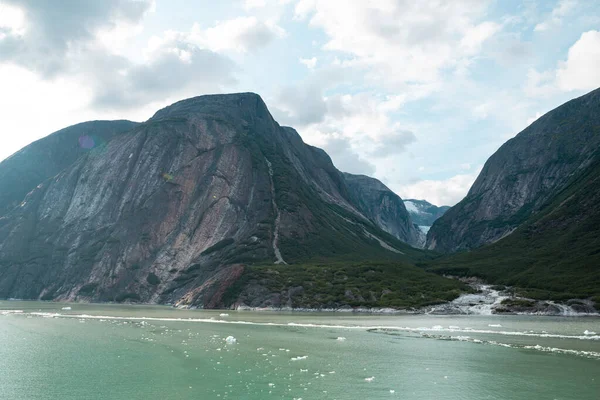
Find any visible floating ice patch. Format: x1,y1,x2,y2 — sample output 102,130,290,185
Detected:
488,324,502,328
364,376,375,382
336,337,347,341
1,310,23,315
291,356,308,361
220,313,229,317
584,330,597,335
61,307,72,311
225,336,237,345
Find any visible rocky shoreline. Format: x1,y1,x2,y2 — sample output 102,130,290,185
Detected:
234,280,599,316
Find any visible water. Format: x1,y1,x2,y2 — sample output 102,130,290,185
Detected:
1,301,599,399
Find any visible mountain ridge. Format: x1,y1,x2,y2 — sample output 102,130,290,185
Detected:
0,92,457,309
427,87,600,253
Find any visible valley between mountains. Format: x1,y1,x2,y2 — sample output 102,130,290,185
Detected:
0,89,599,314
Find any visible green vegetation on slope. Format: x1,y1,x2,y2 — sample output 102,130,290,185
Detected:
224,260,467,309
425,155,600,304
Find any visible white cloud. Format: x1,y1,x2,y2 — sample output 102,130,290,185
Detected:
524,67,557,97
534,0,577,32
556,30,600,91
0,3,26,37
0,0,153,76
244,0,267,9
294,0,499,89
397,169,482,206
185,17,285,54
299,56,317,69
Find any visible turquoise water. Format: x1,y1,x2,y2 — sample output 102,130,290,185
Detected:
1,301,599,399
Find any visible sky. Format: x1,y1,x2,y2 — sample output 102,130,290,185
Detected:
0,0,599,206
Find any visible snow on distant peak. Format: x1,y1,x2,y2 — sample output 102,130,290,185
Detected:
403,201,421,214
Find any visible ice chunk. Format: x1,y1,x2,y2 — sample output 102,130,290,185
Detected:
584,330,597,335
488,324,502,328
220,313,229,317
364,376,375,382
61,307,72,310
291,356,308,361
225,336,237,345
390,390,395,394
336,337,347,341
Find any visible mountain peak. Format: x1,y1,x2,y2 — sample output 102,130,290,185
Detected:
150,92,270,122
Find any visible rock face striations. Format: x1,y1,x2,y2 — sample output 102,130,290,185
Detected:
0,93,422,307
344,173,422,247
0,120,139,217
427,88,600,253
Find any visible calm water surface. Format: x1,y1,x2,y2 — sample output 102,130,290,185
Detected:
1,301,599,399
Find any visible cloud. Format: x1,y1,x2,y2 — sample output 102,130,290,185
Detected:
320,137,376,176
370,130,416,157
534,0,577,32
90,40,236,109
295,0,499,89
556,30,600,91
525,30,600,96
299,56,317,69
397,169,482,206
0,0,152,76
244,0,267,9
183,17,285,54
275,81,328,125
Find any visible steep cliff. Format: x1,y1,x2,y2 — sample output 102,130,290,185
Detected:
427,87,600,252
0,120,139,217
343,173,422,247
428,150,600,305
0,93,431,308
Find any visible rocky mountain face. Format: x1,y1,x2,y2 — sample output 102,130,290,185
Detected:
0,93,424,308
403,199,450,232
427,87,600,253
428,149,600,307
343,173,422,247
0,120,139,217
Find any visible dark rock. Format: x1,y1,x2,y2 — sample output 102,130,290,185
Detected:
428,88,600,252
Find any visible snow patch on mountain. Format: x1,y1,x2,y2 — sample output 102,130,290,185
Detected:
403,201,420,214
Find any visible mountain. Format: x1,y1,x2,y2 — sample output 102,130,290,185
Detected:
427,87,600,253
0,120,139,217
0,93,462,308
403,199,450,232
427,149,600,306
343,173,422,247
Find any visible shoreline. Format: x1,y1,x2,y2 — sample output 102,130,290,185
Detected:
2,298,597,317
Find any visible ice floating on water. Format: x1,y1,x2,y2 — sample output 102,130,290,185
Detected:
336,337,346,341
390,390,395,394
219,313,229,317
364,376,375,382
291,356,308,361
225,336,237,345
0,310,23,315
488,324,502,328
61,307,72,311
584,330,597,335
